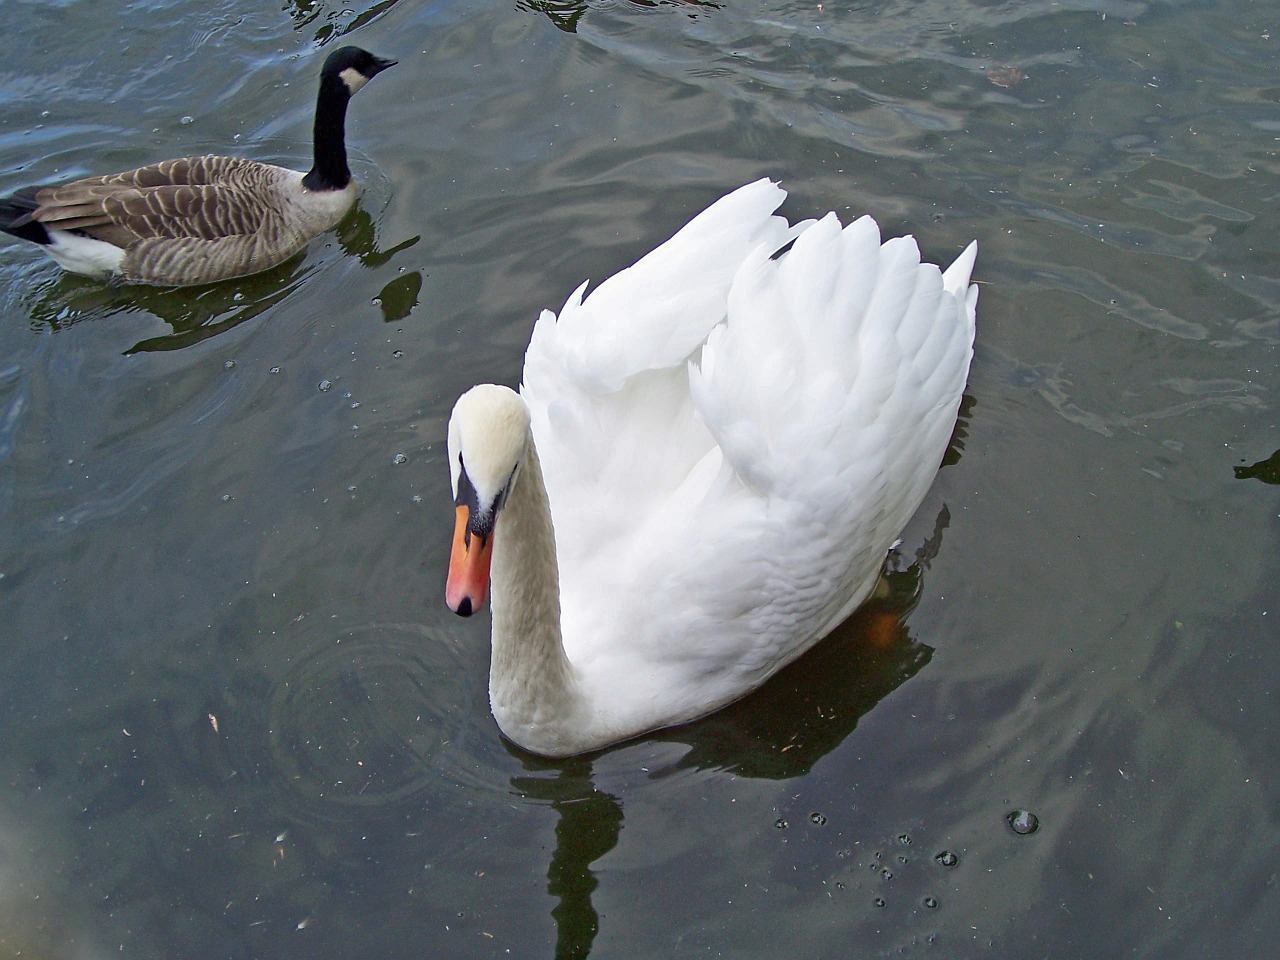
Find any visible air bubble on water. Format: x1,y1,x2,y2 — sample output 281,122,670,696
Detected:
873,898,886,908
223,359,236,370
935,850,958,867
774,818,788,829
221,494,232,502
180,115,194,125
897,855,908,864
371,297,382,306
232,291,244,301
270,366,281,374
411,495,422,503
923,897,938,909
318,379,333,392
898,834,912,845
392,350,403,358
393,453,407,465
809,812,826,826
1008,810,1039,835
881,869,893,881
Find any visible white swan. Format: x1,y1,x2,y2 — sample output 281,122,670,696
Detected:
445,179,977,757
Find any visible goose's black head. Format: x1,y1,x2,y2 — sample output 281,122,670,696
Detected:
322,46,398,95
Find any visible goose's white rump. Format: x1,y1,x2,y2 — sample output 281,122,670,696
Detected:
446,179,978,757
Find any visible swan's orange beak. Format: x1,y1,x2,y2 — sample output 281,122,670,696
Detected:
446,504,492,617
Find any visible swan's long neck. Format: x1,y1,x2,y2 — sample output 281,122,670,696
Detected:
487,434,586,754
302,75,352,192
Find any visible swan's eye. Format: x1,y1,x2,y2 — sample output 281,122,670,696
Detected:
454,464,482,514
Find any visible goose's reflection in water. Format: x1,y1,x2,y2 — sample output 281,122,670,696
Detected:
18,204,419,354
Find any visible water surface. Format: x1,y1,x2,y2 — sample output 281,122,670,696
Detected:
1,1,1277,957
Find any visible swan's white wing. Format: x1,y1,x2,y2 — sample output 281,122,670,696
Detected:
521,179,798,584
600,214,975,716
682,214,977,668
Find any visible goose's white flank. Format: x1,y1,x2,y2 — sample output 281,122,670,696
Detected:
445,179,978,757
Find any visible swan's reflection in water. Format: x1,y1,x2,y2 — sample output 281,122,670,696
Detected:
510,503,951,957
511,758,622,960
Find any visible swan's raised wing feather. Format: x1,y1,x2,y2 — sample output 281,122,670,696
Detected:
525,179,793,393
521,179,799,576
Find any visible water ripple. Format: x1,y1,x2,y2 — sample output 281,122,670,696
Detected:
265,622,477,819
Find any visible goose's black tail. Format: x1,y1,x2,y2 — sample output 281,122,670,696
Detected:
0,188,52,245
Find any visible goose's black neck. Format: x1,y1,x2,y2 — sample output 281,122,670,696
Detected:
303,73,352,192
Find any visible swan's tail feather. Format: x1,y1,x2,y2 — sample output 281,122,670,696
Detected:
942,239,979,327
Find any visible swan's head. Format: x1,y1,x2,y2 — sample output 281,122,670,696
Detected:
322,46,398,96
445,384,530,617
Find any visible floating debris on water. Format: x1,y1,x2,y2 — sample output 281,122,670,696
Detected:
987,66,1027,88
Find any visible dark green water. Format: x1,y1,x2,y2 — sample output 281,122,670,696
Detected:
1,1,1276,957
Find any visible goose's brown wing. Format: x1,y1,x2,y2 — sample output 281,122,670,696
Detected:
32,156,284,245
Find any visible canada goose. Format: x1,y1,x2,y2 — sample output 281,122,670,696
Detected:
444,179,977,756
0,46,396,287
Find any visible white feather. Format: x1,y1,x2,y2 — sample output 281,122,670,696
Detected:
44,230,126,277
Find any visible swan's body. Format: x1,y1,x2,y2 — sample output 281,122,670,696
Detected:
0,46,394,286
446,179,978,757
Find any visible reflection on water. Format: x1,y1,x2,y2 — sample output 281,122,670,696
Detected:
511,758,623,960
336,205,420,271
16,203,420,354
375,270,423,322
521,0,721,34
285,0,410,45
1234,449,1280,484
